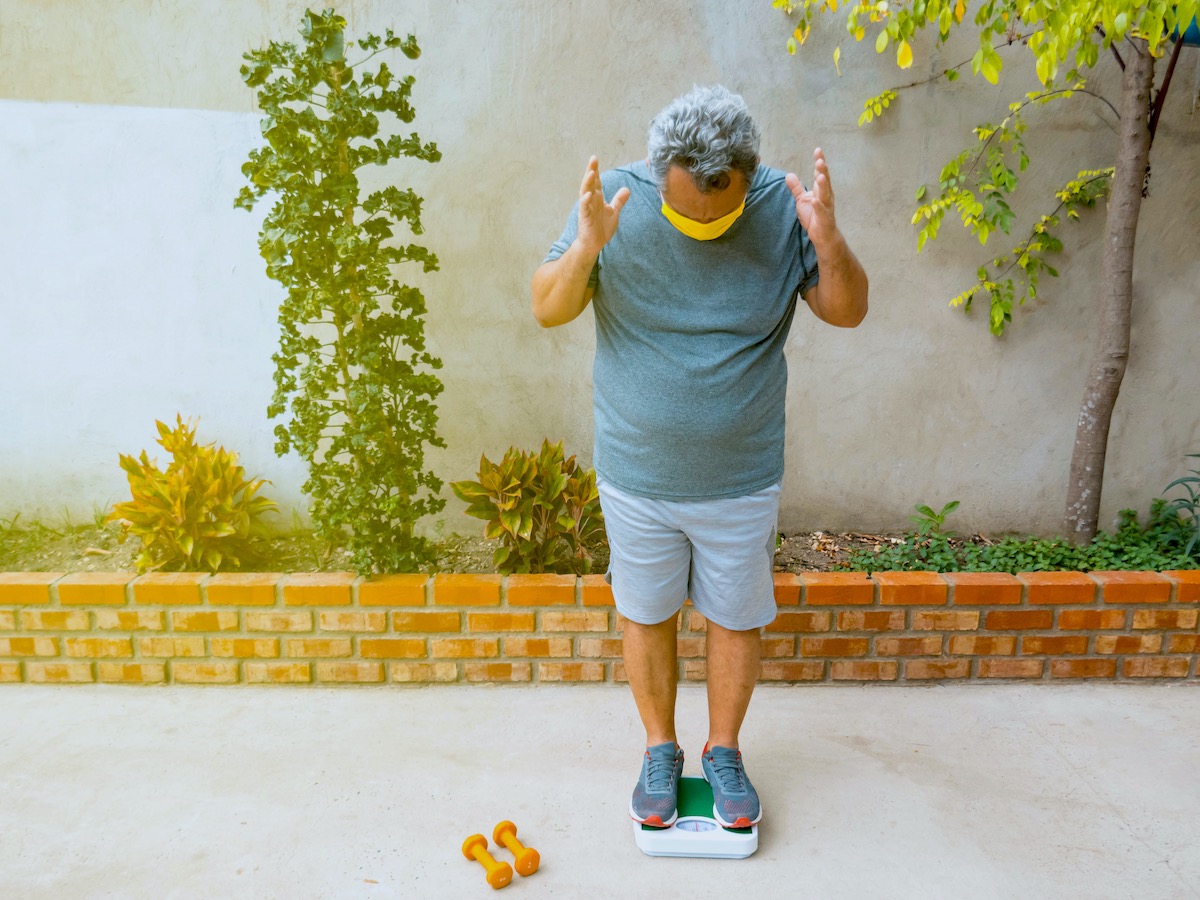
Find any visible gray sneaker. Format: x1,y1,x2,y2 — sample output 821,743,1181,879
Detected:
700,744,762,828
629,741,684,827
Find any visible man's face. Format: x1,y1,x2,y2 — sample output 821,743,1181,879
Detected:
660,165,748,224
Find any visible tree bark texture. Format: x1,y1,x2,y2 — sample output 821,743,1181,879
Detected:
1063,39,1155,544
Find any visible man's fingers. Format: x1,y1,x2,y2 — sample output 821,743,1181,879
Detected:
784,171,806,201
579,155,599,197
609,186,631,215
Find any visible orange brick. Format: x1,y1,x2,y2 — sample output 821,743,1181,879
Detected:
910,610,979,631
773,573,801,605
95,610,165,631
64,637,133,659
391,611,461,633
0,636,57,656
20,609,90,631
507,574,575,606
57,572,133,606
466,612,536,633
762,636,795,657
831,660,898,681
906,659,970,680
360,638,426,659
0,610,13,630
392,661,458,683
138,636,205,657
979,658,1044,678
319,611,387,632
1123,657,1191,678
542,610,609,632
432,574,501,606
285,638,352,658
205,573,280,606
539,661,604,682
465,662,533,683
0,662,19,682
948,635,1017,655
246,662,311,683
1021,635,1089,655
172,661,239,684
760,660,823,681
875,572,947,606
1095,634,1162,654
1163,570,1200,603
1059,609,1126,630
766,611,831,633
876,636,942,656
676,637,705,658
98,662,166,683
1092,571,1171,604
984,610,1053,631
359,574,428,606
211,638,280,658
1019,572,1097,605
1133,609,1198,630
686,610,708,631
800,636,868,657
317,661,384,683
802,572,874,606
946,572,1022,605
614,662,628,682
683,660,707,680
245,611,313,632
0,572,62,604
430,638,498,659
1167,634,1200,653
503,637,572,658
581,574,614,606
1049,658,1117,678
839,610,908,631
132,572,206,605
578,637,624,658
171,610,239,632
26,662,93,683
283,572,355,606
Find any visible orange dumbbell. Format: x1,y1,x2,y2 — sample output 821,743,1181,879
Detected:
493,820,540,877
462,834,512,890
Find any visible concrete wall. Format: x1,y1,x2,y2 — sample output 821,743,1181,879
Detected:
2,0,1198,537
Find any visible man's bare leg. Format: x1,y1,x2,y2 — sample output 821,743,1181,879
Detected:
622,615,679,746
705,619,761,749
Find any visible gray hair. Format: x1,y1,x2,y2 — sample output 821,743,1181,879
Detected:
647,85,761,193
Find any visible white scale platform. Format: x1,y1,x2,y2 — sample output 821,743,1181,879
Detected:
633,776,758,859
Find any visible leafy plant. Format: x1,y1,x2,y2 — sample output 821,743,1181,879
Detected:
105,415,277,573
911,500,959,536
450,440,606,575
1162,453,1200,557
236,8,444,575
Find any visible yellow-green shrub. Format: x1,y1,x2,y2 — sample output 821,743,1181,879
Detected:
106,415,277,573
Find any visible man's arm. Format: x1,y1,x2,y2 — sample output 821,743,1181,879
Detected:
786,148,869,328
532,156,629,328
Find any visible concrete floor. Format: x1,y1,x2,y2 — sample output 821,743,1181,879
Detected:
1,683,1198,899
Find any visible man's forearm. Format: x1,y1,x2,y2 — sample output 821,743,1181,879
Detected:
531,240,599,328
809,231,869,328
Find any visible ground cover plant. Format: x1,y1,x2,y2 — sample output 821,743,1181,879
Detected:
237,8,444,575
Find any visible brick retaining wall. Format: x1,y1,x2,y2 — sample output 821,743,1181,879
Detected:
1,570,1197,685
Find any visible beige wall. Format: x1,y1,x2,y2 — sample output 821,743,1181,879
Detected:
2,0,1199,537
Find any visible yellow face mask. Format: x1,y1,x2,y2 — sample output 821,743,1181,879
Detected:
659,193,745,241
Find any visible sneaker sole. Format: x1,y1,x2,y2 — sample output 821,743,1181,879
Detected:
700,764,763,828
628,796,678,828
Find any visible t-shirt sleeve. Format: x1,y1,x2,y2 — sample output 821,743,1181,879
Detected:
796,219,820,298
542,198,600,290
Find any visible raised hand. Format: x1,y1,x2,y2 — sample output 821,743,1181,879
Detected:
576,156,630,257
785,148,838,248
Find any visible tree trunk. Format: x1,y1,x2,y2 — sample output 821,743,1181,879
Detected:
1063,39,1155,544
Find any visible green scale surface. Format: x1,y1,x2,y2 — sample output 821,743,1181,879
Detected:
641,777,753,834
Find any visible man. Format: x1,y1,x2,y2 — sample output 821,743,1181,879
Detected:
531,85,868,830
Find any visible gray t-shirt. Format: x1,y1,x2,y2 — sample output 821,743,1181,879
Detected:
544,160,819,501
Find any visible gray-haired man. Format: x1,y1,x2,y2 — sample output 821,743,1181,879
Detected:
531,85,868,829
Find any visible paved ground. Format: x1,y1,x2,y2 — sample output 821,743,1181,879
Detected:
2,682,1198,899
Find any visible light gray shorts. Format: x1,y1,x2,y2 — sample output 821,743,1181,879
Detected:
597,478,782,632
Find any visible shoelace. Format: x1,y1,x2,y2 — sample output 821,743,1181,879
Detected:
645,751,678,792
707,752,747,793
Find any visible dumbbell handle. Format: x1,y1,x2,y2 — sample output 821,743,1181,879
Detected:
469,844,512,889
496,829,540,876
